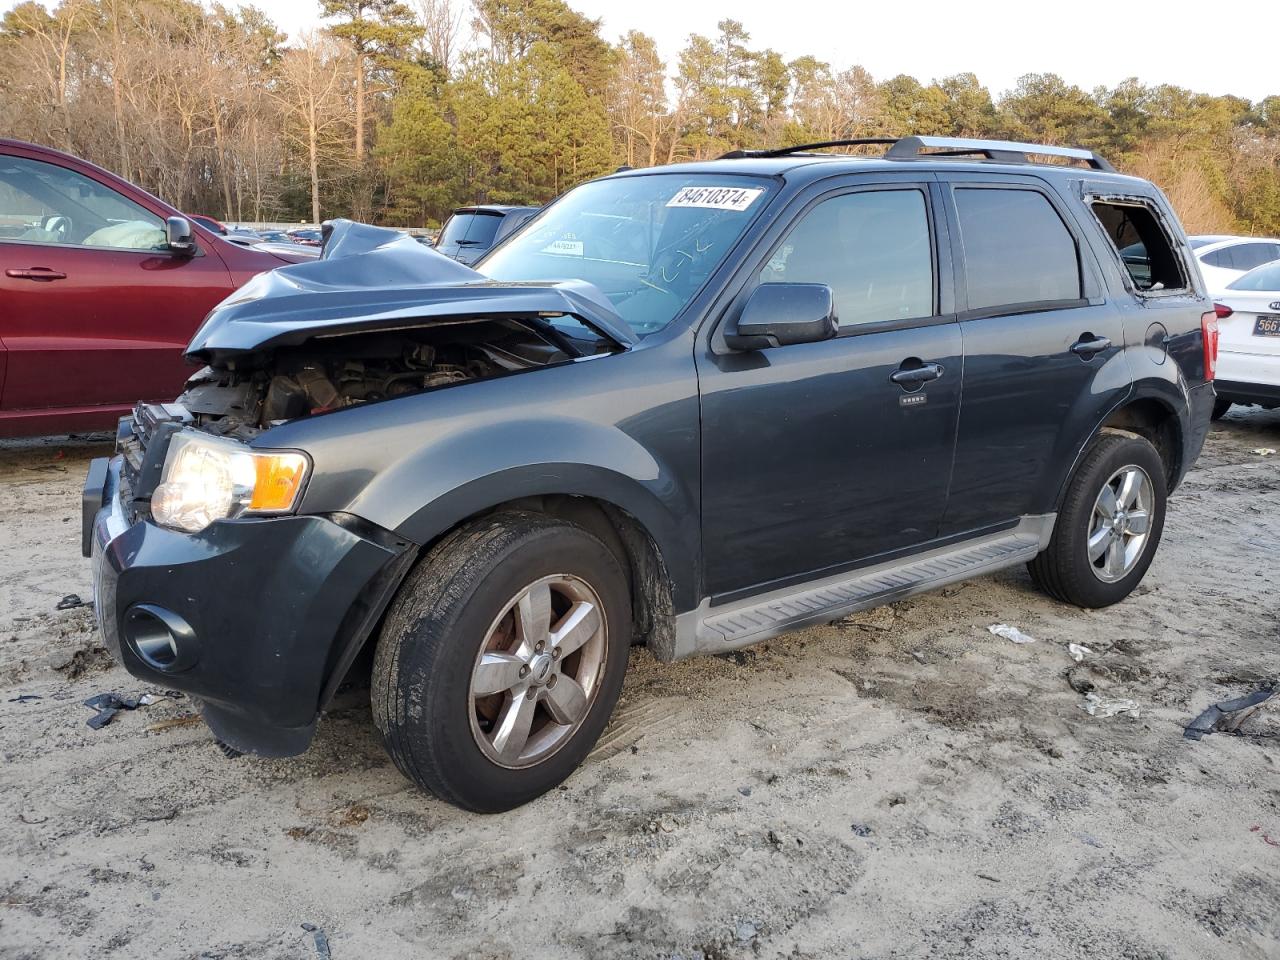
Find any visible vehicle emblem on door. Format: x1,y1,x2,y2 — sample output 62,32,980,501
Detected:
899,393,928,408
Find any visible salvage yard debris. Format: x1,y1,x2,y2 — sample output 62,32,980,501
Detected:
1251,448,1276,456
1183,687,1276,741
989,624,1036,644
55,593,90,611
82,691,169,729
1081,693,1140,718
1068,643,1092,662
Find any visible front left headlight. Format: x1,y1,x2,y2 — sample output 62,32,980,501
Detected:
150,431,310,533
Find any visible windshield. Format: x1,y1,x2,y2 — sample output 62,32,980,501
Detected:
1228,261,1280,291
479,174,774,336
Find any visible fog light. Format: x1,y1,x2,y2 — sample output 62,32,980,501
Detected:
123,604,199,673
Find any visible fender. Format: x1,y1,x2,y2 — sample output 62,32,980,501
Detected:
378,427,701,611
260,343,704,612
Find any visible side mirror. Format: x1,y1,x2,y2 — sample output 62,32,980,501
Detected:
724,282,838,351
166,216,197,257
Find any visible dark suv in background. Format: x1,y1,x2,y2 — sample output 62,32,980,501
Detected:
85,136,1217,812
433,204,540,264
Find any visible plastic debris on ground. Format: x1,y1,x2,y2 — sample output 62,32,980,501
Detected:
1251,448,1276,456
1081,693,1140,718
1068,643,1092,662
8,694,42,704
301,923,332,960
1251,826,1280,848
989,624,1036,644
83,692,167,729
1183,687,1276,741
56,593,91,611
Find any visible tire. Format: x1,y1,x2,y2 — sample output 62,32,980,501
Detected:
1028,433,1167,609
371,512,631,812
1211,397,1232,421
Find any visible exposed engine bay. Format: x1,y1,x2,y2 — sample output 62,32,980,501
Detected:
180,317,595,438
163,219,634,438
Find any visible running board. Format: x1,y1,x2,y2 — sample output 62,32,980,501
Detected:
669,515,1054,660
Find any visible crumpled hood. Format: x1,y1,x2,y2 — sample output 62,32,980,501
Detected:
186,219,636,363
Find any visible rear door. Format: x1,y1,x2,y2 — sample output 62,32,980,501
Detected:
0,152,235,414
938,175,1129,536
697,175,962,599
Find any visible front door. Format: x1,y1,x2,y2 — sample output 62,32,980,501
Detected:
698,179,962,601
0,153,235,415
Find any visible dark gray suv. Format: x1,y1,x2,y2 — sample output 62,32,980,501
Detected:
84,137,1218,812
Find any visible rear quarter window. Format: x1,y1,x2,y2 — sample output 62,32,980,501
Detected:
1089,199,1187,293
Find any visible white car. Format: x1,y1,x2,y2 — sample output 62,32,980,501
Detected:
1213,260,1280,418
1190,235,1280,293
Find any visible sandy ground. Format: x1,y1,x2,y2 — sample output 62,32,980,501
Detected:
1,411,1278,960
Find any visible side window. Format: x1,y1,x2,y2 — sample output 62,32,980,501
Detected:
1089,199,1186,292
954,188,1082,310
1232,242,1280,272
0,156,166,252
759,189,934,327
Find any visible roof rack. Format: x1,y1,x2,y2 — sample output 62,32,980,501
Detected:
719,135,1115,171
720,138,898,159
886,136,1115,171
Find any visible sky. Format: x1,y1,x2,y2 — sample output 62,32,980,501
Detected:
4,0,1276,102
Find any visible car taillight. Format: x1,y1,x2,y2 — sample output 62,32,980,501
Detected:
1201,307,1224,380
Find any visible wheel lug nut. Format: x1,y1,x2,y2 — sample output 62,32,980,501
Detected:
551,647,561,660
535,641,545,653
519,665,529,678
526,688,537,700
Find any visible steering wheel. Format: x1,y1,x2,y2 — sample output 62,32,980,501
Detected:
40,215,72,241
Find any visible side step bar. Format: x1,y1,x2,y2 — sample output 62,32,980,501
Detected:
670,515,1054,659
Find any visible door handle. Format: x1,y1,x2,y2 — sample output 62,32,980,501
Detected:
1070,334,1112,358
6,267,67,282
890,361,944,387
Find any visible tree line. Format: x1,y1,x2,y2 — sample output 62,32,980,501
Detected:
2,0,1278,234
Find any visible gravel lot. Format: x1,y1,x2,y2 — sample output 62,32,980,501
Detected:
1,410,1278,960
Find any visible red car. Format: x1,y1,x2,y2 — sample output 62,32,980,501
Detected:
0,139,307,437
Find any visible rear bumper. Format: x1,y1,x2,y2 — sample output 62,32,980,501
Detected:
87,455,414,756
1214,378,1280,406
1180,381,1216,485
1217,350,1280,392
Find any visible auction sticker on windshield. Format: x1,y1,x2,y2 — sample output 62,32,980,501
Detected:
541,238,584,256
666,186,764,212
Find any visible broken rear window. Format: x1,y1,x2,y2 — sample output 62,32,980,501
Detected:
1090,200,1187,293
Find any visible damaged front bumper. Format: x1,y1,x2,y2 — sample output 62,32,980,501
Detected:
83,423,415,756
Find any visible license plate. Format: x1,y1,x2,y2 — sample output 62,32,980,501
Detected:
1254,315,1280,337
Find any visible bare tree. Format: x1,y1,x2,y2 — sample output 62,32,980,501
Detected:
269,32,353,224
414,0,462,72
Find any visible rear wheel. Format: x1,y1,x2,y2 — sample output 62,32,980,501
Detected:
1211,397,1232,421
1028,433,1167,608
372,513,631,812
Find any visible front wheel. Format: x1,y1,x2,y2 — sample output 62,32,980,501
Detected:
371,513,631,812
1028,433,1167,608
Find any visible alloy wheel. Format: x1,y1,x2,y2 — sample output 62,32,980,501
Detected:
1087,465,1153,583
468,575,607,769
